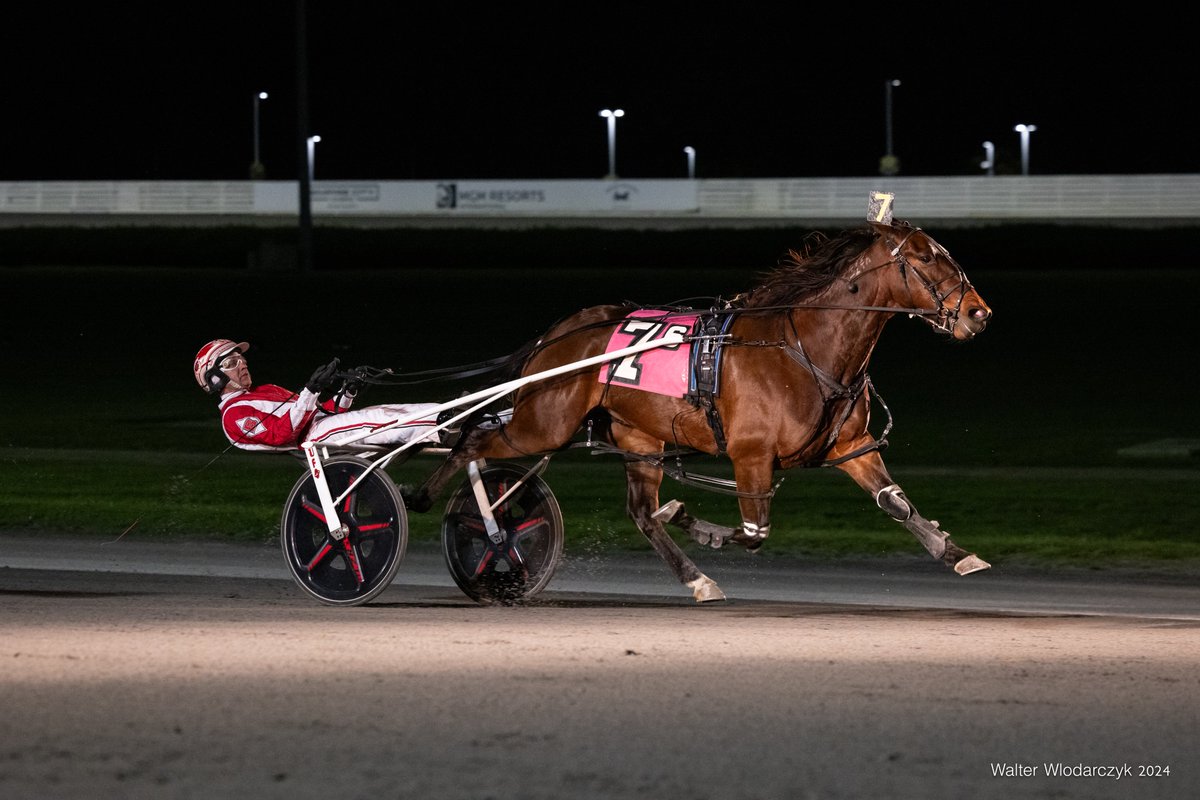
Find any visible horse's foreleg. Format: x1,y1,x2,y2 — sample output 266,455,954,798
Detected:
833,444,990,575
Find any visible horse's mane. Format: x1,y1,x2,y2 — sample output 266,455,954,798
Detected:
739,223,896,308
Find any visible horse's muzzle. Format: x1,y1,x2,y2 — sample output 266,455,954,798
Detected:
953,294,992,340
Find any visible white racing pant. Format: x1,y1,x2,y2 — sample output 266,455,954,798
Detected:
306,404,513,448
307,403,442,447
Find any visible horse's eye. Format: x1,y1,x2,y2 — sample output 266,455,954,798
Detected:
918,253,933,264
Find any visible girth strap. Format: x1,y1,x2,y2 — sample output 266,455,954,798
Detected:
685,312,735,455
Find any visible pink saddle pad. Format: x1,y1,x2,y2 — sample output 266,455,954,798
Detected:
599,309,697,397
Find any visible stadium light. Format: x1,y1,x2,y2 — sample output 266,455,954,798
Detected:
980,140,995,176
306,135,321,182
251,91,268,179
1014,124,1037,175
880,79,901,175
683,146,696,179
599,109,624,179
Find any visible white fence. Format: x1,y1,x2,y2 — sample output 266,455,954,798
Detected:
2,175,1198,224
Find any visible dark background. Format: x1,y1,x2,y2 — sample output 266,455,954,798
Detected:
2,2,1191,182
2,223,1197,271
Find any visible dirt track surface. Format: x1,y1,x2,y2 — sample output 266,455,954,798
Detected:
2,534,1198,800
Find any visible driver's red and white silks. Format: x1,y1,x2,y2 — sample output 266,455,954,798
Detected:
219,384,325,451
219,385,438,452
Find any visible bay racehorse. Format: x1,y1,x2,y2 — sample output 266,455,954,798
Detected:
408,220,993,602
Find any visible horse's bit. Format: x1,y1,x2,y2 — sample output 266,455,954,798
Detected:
885,228,971,335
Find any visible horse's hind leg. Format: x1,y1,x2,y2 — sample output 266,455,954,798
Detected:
652,500,737,549
616,429,726,602
406,426,510,512
653,454,775,553
832,441,990,575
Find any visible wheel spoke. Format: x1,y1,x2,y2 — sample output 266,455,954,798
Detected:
342,539,365,586
449,512,486,533
300,496,326,523
494,480,509,516
357,519,394,539
471,549,495,578
305,541,335,572
513,516,546,535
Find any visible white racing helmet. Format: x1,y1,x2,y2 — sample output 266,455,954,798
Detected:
194,339,250,395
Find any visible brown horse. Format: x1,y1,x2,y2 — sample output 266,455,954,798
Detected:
409,220,993,602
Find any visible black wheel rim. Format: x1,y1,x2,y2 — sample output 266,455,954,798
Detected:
283,460,404,604
443,466,562,604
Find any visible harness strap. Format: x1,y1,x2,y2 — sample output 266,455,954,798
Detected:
779,314,883,463
685,313,735,455
782,335,853,396
782,337,866,449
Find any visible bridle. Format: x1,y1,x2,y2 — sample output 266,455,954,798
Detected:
841,227,972,336
886,228,972,335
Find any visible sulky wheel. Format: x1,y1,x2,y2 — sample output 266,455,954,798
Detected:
441,461,564,605
280,456,408,607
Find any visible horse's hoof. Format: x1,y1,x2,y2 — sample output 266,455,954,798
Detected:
687,575,726,603
953,554,991,575
652,499,684,524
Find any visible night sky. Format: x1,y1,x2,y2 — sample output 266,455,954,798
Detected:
3,2,1190,182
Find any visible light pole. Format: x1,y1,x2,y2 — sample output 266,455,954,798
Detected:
599,109,624,179
306,135,321,183
980,140,995,176
251,91,268,179
683,146,696,179
1014,124,1037,175
880,79,901,175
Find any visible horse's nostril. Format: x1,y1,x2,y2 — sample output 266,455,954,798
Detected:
969,306,991,322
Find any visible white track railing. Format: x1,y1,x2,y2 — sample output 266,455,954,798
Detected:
3,175,1199,223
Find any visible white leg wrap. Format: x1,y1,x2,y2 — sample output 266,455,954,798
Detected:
741,521,769,539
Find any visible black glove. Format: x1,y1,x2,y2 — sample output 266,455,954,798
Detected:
305,358,340,394
341,369,365,398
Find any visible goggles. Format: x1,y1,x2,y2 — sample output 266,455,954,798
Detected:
218,352,246,370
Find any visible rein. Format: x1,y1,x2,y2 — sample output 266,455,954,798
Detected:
356,225,968,391
345,224,961,492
